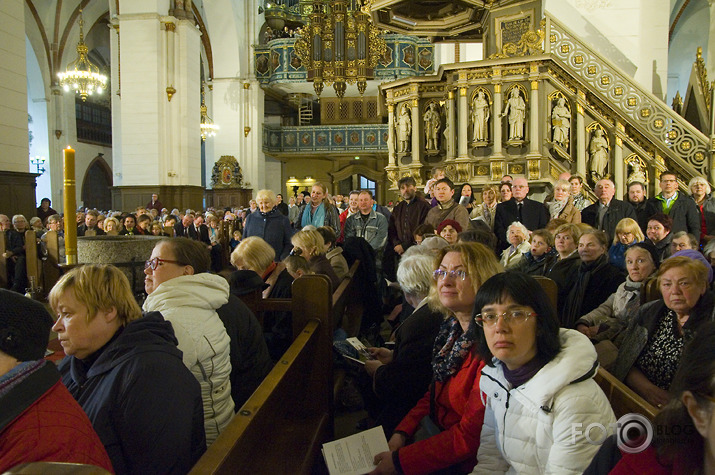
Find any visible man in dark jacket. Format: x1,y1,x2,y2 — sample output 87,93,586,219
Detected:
36,197,57,223
646,170,700,241
275,193,289,216
626,181,656,235
493,177,549,252
3,215,29,293
386,176,430,280
582,178,637,243
77,210,105,236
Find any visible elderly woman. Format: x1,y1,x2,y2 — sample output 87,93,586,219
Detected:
437,219,462,245
360,253,443,436
612,256,714,407
561,230,626,327
545,179,581,224
243,189,294,260
647,213,674,263
370,243,502,475
51,264,206,473
291,228,340,289
143,238,234,445
689,176,715,243
499,221,530,269
607,217,644,270
473,272,616,474
474,184,498,228
576,242,659,362
316,225,349,280
295,182,341,234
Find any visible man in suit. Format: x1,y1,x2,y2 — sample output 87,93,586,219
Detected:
646,170,700,241
174,213,193,238
77,210,105,236
582,178,637,243
493,177,549,251
189,215,211,245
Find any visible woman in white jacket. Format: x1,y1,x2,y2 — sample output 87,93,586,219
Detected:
472,272,616,475
143,238,234,445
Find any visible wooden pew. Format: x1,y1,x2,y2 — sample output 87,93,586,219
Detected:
332,260,361,334
24,230,41,294
189,274,334,475
42,230,62,296
594,367,659,422
533,276,558,311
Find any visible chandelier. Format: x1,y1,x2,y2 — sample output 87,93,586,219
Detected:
57,9,107,101
294,0,386,99
200,85,218,141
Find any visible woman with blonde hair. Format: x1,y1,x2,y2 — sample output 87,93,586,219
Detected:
545,179,581,224
51,264,206,473
243,189,294,260
295,182,341,235
473,184,499,229
103,216,120,235
291,228,340,289
608,217,644,269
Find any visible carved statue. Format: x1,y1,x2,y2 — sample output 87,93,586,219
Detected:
551,98,570,147
589,129,609,183
423,102,441,151
397,104,411,153
502,88,526,140
471,91,490,142
627,161,647,185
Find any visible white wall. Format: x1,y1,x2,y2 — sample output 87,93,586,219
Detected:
667,0,710,104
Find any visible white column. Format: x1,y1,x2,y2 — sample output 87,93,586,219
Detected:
528,80,540,156
576,91,587,177
387,103,396,166
446,90,455,160
614,134,624,198
492,83,504,158
411,99,420,160
458,87,469,159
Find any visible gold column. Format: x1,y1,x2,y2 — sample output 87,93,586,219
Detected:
63,146,78,265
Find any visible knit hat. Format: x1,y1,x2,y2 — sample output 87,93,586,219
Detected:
0,290,53,361
437,219,463,234
670,249,714,284
628,241,661,268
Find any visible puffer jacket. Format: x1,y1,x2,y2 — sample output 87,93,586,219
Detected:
143,273,234,445
474,329,616,475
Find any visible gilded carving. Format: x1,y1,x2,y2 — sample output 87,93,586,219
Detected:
627,97,637,106
476,166,489,176
467,71,492,80
511,164,524,174
561,45,570,54
681,141,692,151
587,66,596,75
640,108,650,118
600,75,610,85
574,55,583,65
614,87,623,96
527,159,540,180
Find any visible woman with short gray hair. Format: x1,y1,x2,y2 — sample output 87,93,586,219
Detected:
689,176,715,243
499,221,530,269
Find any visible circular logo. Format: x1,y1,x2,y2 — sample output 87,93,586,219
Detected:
616,413,653,454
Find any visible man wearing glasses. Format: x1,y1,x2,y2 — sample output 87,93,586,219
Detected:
493,177,549,252
646,170,700,240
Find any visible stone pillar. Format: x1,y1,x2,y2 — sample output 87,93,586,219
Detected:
492,83,504,158
527,79,540,157
387,103,396,166
576,90,587,177
411,98,420,161
458,86,469,159
446,90,455,160
614,122,625,197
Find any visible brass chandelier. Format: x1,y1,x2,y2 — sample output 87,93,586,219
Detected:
200,85,218,141
57,9,107,101
294,0,385,99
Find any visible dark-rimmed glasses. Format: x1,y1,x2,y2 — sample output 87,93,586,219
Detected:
145,257,184,271
474,310,537,327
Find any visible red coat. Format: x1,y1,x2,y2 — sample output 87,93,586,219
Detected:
609,445,693,475
0,370,113,473
395,351,486,475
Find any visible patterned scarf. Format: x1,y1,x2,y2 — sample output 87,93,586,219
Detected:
432,316,475,382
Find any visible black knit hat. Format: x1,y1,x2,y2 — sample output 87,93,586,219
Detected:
0,290,53,361
629,241,661,268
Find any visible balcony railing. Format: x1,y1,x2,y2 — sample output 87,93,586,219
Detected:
263,124,389,153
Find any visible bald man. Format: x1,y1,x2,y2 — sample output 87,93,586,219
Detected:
493,177,549,252
582,178,637,243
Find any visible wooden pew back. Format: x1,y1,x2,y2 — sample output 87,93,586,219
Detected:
189,274,334,475
42,230,61,296
24,230,41,294
594,367,659,421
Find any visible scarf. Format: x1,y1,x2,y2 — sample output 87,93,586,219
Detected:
432,316,475,382
0,360,46,398
562,254,609,327
546,200,567,219
612,277,644,321
301,202,326,228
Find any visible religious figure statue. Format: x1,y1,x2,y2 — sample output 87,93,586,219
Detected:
471,91,490,142
551,97,570,146
397,104,411,153
502,88,526,140
589,128,609,183
627,161,647,185
423,103,441,151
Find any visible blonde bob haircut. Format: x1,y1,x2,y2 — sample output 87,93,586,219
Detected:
554,223,583,243
291,229,326,257
231,236,275,274
657,256,709,294
49,264,142,326
428,242,503,316
613,217,644,245
255,189,276,204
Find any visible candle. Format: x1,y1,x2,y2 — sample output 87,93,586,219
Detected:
63,146,77,265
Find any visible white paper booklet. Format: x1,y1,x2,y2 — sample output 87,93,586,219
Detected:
322,426,389,475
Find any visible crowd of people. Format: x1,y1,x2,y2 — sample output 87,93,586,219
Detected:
2,168,715,474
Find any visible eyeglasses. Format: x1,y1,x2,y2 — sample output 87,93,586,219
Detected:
289,247,303,256
433,269,468,281
144,257,184,270
474,310,537,327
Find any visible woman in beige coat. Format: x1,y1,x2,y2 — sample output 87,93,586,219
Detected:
546,179,581,224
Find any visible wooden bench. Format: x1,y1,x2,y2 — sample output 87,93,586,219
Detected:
41,230,62,297
331,260,361,335
594,367,659,422
189,274,334,475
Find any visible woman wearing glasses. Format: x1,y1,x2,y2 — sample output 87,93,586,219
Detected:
473,272,616,474
143,238,234,445
370,242,502,475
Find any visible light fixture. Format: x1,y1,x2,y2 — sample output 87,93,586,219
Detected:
30,155,46,174
200,83,219,141
57,9,107,101
294,0,386,98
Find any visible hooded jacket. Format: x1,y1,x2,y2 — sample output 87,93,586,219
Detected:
143,273,234,445
474,329,616,475
59,312,206,475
